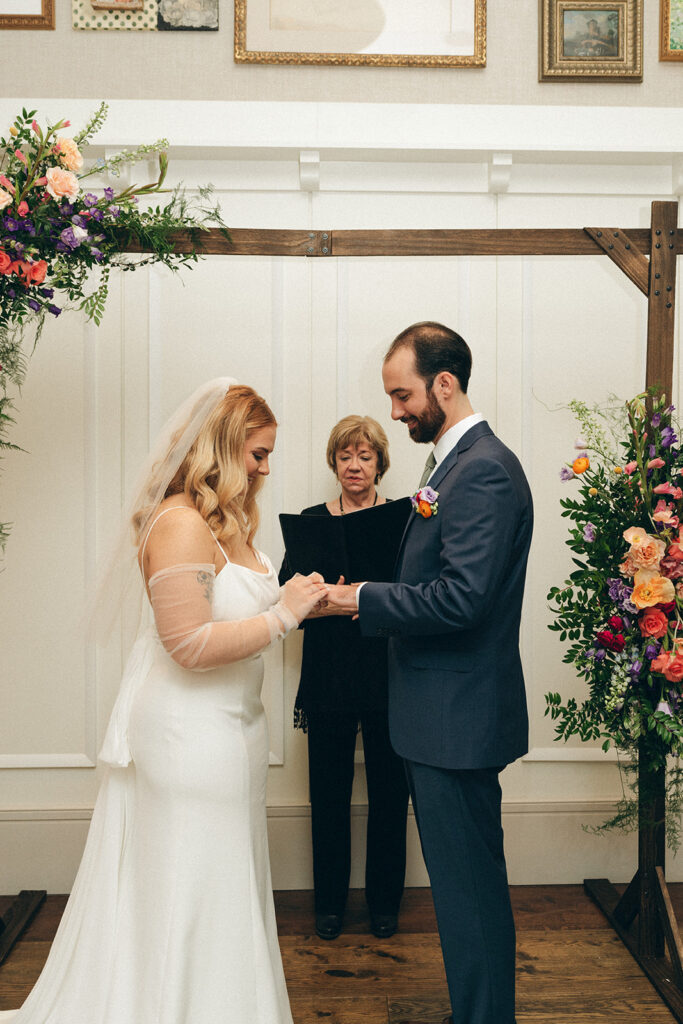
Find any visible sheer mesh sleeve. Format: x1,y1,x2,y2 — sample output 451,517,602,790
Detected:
148,563,298,671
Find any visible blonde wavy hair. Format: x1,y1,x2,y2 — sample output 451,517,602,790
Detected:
133,385,276,549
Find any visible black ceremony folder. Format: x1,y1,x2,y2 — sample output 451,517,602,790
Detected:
279,497,412,583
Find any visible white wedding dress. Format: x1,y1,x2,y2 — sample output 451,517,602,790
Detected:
1,539,293,1024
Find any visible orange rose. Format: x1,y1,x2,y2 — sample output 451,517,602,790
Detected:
631,569,676,609
0,250,11,275
28,259,47,284
418,500,433,518
572,456,590,474
54,136,83,172
638,608,669,638
45,166,79,202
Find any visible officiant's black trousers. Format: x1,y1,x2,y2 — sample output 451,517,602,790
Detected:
306,708,409,918
405,759,516,1024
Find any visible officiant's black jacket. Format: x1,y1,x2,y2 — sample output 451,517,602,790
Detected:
359,421,532,770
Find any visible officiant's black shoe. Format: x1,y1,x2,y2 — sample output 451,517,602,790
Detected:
315,913,342,940
370,913,398,939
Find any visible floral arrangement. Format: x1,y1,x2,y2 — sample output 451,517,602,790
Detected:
411,485,438,519
0,103,228,550
547,390,683,847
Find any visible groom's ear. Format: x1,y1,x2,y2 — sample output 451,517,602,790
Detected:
434,371,457,399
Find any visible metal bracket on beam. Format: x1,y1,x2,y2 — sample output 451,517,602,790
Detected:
584,227,650,296
304,231,332,256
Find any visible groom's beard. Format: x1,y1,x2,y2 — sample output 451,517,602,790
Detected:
406,387,446,444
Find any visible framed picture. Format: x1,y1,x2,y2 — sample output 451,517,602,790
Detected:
660,0,683,61
234,0,486,68
90,0,144,10
539,0,642,80
0,0,54,28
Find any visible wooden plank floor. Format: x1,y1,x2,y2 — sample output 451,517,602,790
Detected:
0,886,679,1022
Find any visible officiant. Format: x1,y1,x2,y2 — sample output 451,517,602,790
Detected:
279,415,409,942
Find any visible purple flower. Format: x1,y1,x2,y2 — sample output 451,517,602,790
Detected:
607,578,637,614
104,186,115,201
628,660,642,680
7,288,15,299
60,225,88,250
560,466,575,481
652,413,662,428
594,648,606,662
71,214,87,228
90,208,103,222
661,426,677,449
421,487,438,503
27,298,40,312
84,193,98,207
47,304,61,317
645,642,662,660
583,522,596,543
649,444,657,459
14,242,24,257
4,217,18,232
90,247,104,261
38,287,54,298
107,205,120,218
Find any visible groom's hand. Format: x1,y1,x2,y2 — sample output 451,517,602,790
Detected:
323,582,361,617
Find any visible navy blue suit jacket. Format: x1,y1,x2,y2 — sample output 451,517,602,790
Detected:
358,421,532,770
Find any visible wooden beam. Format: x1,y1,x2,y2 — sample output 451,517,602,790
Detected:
120,226,683,258
646,202,679,396
584,227,650,295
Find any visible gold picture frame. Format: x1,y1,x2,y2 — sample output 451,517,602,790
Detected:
539,0,642,81
234,0,486,68
0,0,54,28
660,0,683,61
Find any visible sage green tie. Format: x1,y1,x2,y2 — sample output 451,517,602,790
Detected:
418,451,436,488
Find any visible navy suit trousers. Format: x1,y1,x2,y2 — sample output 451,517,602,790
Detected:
404,759,516,1024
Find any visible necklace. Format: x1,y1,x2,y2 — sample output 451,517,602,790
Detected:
339,489,378,515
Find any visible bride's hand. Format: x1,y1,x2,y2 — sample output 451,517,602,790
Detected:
281,574,329,623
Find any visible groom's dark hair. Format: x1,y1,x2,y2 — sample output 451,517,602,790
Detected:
385,321,472,394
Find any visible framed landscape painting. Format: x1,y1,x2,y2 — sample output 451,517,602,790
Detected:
660,0,683,61
539,0,643,80
0,0,54,28
234,0,487,67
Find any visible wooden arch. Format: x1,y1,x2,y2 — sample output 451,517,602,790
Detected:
142,200,682,1017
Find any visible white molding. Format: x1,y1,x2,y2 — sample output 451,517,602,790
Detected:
489,152,512,194
299,150,320,192
0,754,96,769
522,746,622,763
2,101,683,161
0,798,625,822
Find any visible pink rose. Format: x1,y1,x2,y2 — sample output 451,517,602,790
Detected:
0,189,12,211
45,166,79,202
660,556,683,580
54,136,83,173
28,259,47,285
0,250,11,275
638,608,669,638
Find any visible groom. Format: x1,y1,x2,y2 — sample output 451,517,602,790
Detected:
326,322,532,1024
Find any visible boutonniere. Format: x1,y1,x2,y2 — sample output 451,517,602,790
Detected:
411,486,439,519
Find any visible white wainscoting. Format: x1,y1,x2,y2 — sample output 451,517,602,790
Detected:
1,99,682,892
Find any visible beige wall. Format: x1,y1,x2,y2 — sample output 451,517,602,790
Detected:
3,1,683,107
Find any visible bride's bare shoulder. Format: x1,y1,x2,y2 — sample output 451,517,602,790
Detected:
140,499,213,574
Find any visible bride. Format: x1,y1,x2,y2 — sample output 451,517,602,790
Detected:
1,379,327,1024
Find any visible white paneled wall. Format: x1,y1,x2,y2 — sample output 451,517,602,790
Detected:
1,100,682,892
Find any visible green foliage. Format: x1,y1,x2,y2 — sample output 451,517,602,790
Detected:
547,391,683,848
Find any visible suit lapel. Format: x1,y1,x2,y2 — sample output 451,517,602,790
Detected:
393,420,494,573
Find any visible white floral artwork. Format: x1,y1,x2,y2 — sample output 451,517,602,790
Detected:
158,0,218,29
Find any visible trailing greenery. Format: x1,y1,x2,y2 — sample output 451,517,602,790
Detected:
0,103,230,550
